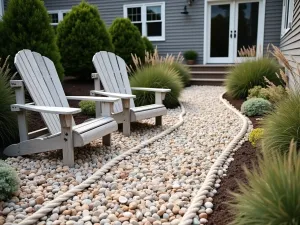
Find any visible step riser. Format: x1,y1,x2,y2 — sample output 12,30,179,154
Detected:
189,67,232,72
191,73,227,79
190,80,225,86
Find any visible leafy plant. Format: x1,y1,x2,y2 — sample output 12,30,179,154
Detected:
230,141,300,225
142,37,154,55
57,1,113,79
262,93,300,155
109,18,145,66
225,58,281,99
130,65,184,108
0,160,20,200
247,86,265,99
79,100,96,116
241,98,272,117
249,128,264,147
0,57,18,148
0,0,64,80
247,85,287,104
183,50,198,61
260,85,287,104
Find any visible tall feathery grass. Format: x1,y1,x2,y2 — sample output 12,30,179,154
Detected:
128,48,191,86
130,64,183,108
225,58,282,99
0,57,18,147
262,92,300,155
230,141,300,225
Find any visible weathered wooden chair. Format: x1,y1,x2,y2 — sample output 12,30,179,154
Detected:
4,50,119,167
91,51,171,136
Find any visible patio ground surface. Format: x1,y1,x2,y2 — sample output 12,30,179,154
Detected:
2,86,244,225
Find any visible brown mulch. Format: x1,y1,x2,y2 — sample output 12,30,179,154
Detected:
207,93,261,225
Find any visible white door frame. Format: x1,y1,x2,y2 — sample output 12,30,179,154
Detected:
203,0,266,64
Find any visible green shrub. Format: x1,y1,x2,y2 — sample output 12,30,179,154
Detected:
260,85,287,104
0,0,64,80
225,58,281,99
142,37,154,54
0,160,20,200
229,142,300,225
241,98,272,117
166,62,191,87
79,100,96,116
130,65,184,108
109,18,145,66
0,57,18,148
57,1,113,79
262,93,300,155
249,128,264,147
247,86,265,99
247,85,287,104
183,50,198,61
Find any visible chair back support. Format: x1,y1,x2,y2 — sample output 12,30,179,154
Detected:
92,51,135,113
15,49,72,134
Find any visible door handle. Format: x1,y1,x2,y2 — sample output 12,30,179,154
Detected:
234,30,237,38
230,31,233,38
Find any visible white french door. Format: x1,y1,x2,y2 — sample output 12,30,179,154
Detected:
206,0,264,63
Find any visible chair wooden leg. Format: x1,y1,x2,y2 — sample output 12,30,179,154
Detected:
156,116,162,126
60,114,74,167
123,108,131,137
102,134,111,146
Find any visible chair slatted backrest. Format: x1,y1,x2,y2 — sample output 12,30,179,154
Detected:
15,49,74,135
93,51,135,113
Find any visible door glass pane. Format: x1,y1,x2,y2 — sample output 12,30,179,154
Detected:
237,2,259,57
210,4,230,57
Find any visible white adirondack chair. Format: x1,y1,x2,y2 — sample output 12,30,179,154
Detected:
91,51,171,136
4,50,119,167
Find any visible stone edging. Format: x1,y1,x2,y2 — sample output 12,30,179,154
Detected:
178,92,251,225
18,103,186,225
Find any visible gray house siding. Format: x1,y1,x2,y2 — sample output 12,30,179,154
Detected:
264,0,283,51
280,0,300,86
3,0,282,64
43,0,204,63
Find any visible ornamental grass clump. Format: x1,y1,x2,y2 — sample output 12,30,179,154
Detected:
241,98,272,117
0,160,20,200
0,57,18,148
130,65,183,108
129,49,190,86
57,1,113,79
262,92,300,155
230,141,300,225
225,58,281,99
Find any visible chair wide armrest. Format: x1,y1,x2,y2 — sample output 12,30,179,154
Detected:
131,87,171,93
11,104,81,115
91,90,136,99
66,96,119,102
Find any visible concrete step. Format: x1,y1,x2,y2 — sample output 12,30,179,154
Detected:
190,78,225,86
188,64,234,72
191,71,229,79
